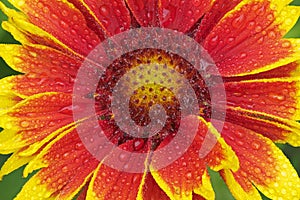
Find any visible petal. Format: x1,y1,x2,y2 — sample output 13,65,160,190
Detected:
224,61,300,81
225,106,300,146
137,173,169,200
224,78,300,119
126,0,159,27
15,130,98,200
221,122,300,200
158,0,213,33
0,92,73,154
0,44,82,97
86,140,150,200
1,21,35,44
203,1,300,76
220,170,262,200
87,164,146,200
195,0,242,42
0,148,36,180
76,184,89,200
2,0,102,56
70,0,131,36
192,194,207,200
0,93,22,115
63,0,107,38
150,117,238,200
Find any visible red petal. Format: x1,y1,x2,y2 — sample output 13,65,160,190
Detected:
0,93,22,114
88,165,145,199
158,0,212,33
126,0,159,27
0,45,82,96
65,0,106,38
87,140,150,199
150,117,238,199
225,106,300,146
76,184,89,200
224,79,299,119
0,93,73,153
221,122,300,200
224,62,300,81
139,173,169,200
220,170,262,199
203,1,300,76
193,194,206,200
195,0,242,42
15,130,98,199
77,0,131,36
7,0,103,56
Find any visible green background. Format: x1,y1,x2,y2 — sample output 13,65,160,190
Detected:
0,0,300,199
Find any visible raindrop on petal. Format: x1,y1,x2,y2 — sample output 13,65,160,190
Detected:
99,5,110,17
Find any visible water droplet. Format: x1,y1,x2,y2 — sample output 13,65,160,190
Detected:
62,10,68,17
118,153,128,162
46,177,52,183
136,0,144,10
187,10,193,16
255,6,266,16
232,14,245,28
288,108,296,114
227,37,235,43
281,171,287,177
43,6,49,13
162,8,171,21
99,5,109,16
255,26,262,33
267,13,274,21
51,13,58,20
234,131,244,138
174,187,181,194
58,105,73,115
251,141,261,150
57,178,63,184
254,167,262,173
285,18,293,26
133,139,145,151
115,9,121,17
62,166,68,172
113,185,119,191
247,21,256,29
60,20,68,29
193,0,201,6
236,140,244,146
271,94,285,101
268,30,276,39
281,188,287,195
186,172,192,179
37,2,44,8
257,37,264,44
240,171,248,177
240,53,247,59
267,157,274,163
282,41,291,48
20,121,30,128
146,12,153,20
209,35,219,47
63,152,69,158
73,15,78,21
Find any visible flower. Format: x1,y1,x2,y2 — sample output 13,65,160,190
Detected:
0,0,300,199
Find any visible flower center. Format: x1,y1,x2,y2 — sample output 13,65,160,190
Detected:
94,48,211,151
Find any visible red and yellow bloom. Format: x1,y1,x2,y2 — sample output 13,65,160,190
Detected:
0,0,300,199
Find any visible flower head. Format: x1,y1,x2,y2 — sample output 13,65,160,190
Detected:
0,0,300,200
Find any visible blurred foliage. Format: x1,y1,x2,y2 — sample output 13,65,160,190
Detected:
0,0,300,199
